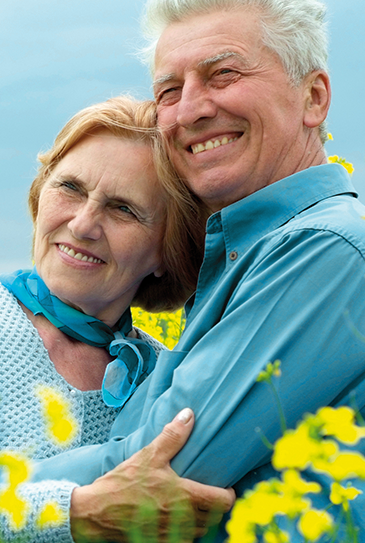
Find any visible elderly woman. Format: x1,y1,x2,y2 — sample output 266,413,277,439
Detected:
0,96,233,541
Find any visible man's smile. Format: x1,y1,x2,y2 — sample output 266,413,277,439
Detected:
190,134,241,154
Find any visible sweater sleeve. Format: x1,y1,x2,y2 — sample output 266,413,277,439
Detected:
0,480,78,543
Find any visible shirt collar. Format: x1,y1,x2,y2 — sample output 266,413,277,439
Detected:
207,163,357,254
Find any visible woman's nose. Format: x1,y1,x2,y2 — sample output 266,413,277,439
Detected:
68,203,103,241
176,79,217,127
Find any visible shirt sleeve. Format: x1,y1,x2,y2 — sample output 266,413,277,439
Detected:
32,228,365,490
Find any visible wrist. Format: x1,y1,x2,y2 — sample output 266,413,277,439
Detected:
70,486,92,542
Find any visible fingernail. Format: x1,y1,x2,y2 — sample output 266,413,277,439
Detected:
175,407,193,424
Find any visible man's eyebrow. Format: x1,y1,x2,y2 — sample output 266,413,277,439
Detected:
198,51,249,69
153,73,176,88
153,51,249,88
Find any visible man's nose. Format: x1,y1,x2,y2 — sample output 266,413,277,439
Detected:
68,202,103,241
176,79,217,127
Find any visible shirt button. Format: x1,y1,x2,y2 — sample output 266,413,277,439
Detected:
229,251,238,261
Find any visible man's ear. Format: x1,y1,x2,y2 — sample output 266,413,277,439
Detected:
303,70,331,129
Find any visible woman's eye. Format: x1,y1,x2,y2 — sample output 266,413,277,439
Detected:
119,205,133,215
60,181,78,191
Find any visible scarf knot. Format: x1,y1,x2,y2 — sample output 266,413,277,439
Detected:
102,332,156,407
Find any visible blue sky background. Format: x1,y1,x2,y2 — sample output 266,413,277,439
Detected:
1,0,364,272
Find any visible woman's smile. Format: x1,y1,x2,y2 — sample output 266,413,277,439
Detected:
57,243,105,264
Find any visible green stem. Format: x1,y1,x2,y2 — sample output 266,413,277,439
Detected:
255,426,274,451
344,505,359,543
268,380,287,433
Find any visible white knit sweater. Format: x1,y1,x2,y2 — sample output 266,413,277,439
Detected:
0,282,164,542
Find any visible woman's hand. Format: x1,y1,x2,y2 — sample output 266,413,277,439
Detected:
70,408,235,542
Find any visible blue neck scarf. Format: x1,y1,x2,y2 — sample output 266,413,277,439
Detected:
0,268,156,408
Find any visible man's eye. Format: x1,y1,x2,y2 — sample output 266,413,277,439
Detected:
157,87,181,104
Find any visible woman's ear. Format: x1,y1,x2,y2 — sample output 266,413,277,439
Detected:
153,265,165,278
303,70,331,129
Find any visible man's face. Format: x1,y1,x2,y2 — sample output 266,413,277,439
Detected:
154,9,311,211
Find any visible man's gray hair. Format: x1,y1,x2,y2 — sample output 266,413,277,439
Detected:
141,0,329,142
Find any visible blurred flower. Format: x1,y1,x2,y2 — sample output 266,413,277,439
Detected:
263,528,289,543
225,498,257,543
0,452,32,529
315,406,365,445
36,386,78,446
327,133,334,140
297,508,333,541
257,360,282,382
281,469,321,497
131,308,185,348
330,482,362,511
272,421,338,470
37,502,65,528
328,155,354,175
313,451,365,481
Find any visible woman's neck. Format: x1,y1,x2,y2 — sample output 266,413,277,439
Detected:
20,302,131,391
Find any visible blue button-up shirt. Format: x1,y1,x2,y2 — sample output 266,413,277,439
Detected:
34,163,365,537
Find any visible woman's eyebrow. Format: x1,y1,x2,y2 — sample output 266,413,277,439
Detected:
52,173,83,185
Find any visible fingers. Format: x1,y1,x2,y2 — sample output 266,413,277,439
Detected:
183,479,236,514
147,407,195,468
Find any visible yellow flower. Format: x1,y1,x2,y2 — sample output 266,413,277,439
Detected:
330,482,362,511
281,469,321,497
36,386,78,446
272,421,337,471
37,502,66,528
297,508,333,542
328,155,354,175
271,470,319,518
263,528,290,543
279,494,311,519
0,451,31,487
327,133,334,140
0,488,30,530
225,499,257,543
315,406,365,445
313,451,365,481
131,308,185,348
0,452,32,529
257,360,281,382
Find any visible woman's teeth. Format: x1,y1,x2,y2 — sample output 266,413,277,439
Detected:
58,244,103,263
191,136,238,155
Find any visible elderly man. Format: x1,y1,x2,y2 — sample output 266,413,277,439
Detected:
31,0,365,541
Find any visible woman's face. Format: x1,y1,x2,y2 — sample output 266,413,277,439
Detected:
34,131,166,326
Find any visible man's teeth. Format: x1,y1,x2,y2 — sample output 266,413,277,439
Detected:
58,244,103,263
191,136,238,155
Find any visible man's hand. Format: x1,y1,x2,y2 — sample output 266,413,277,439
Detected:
70,408,235,542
